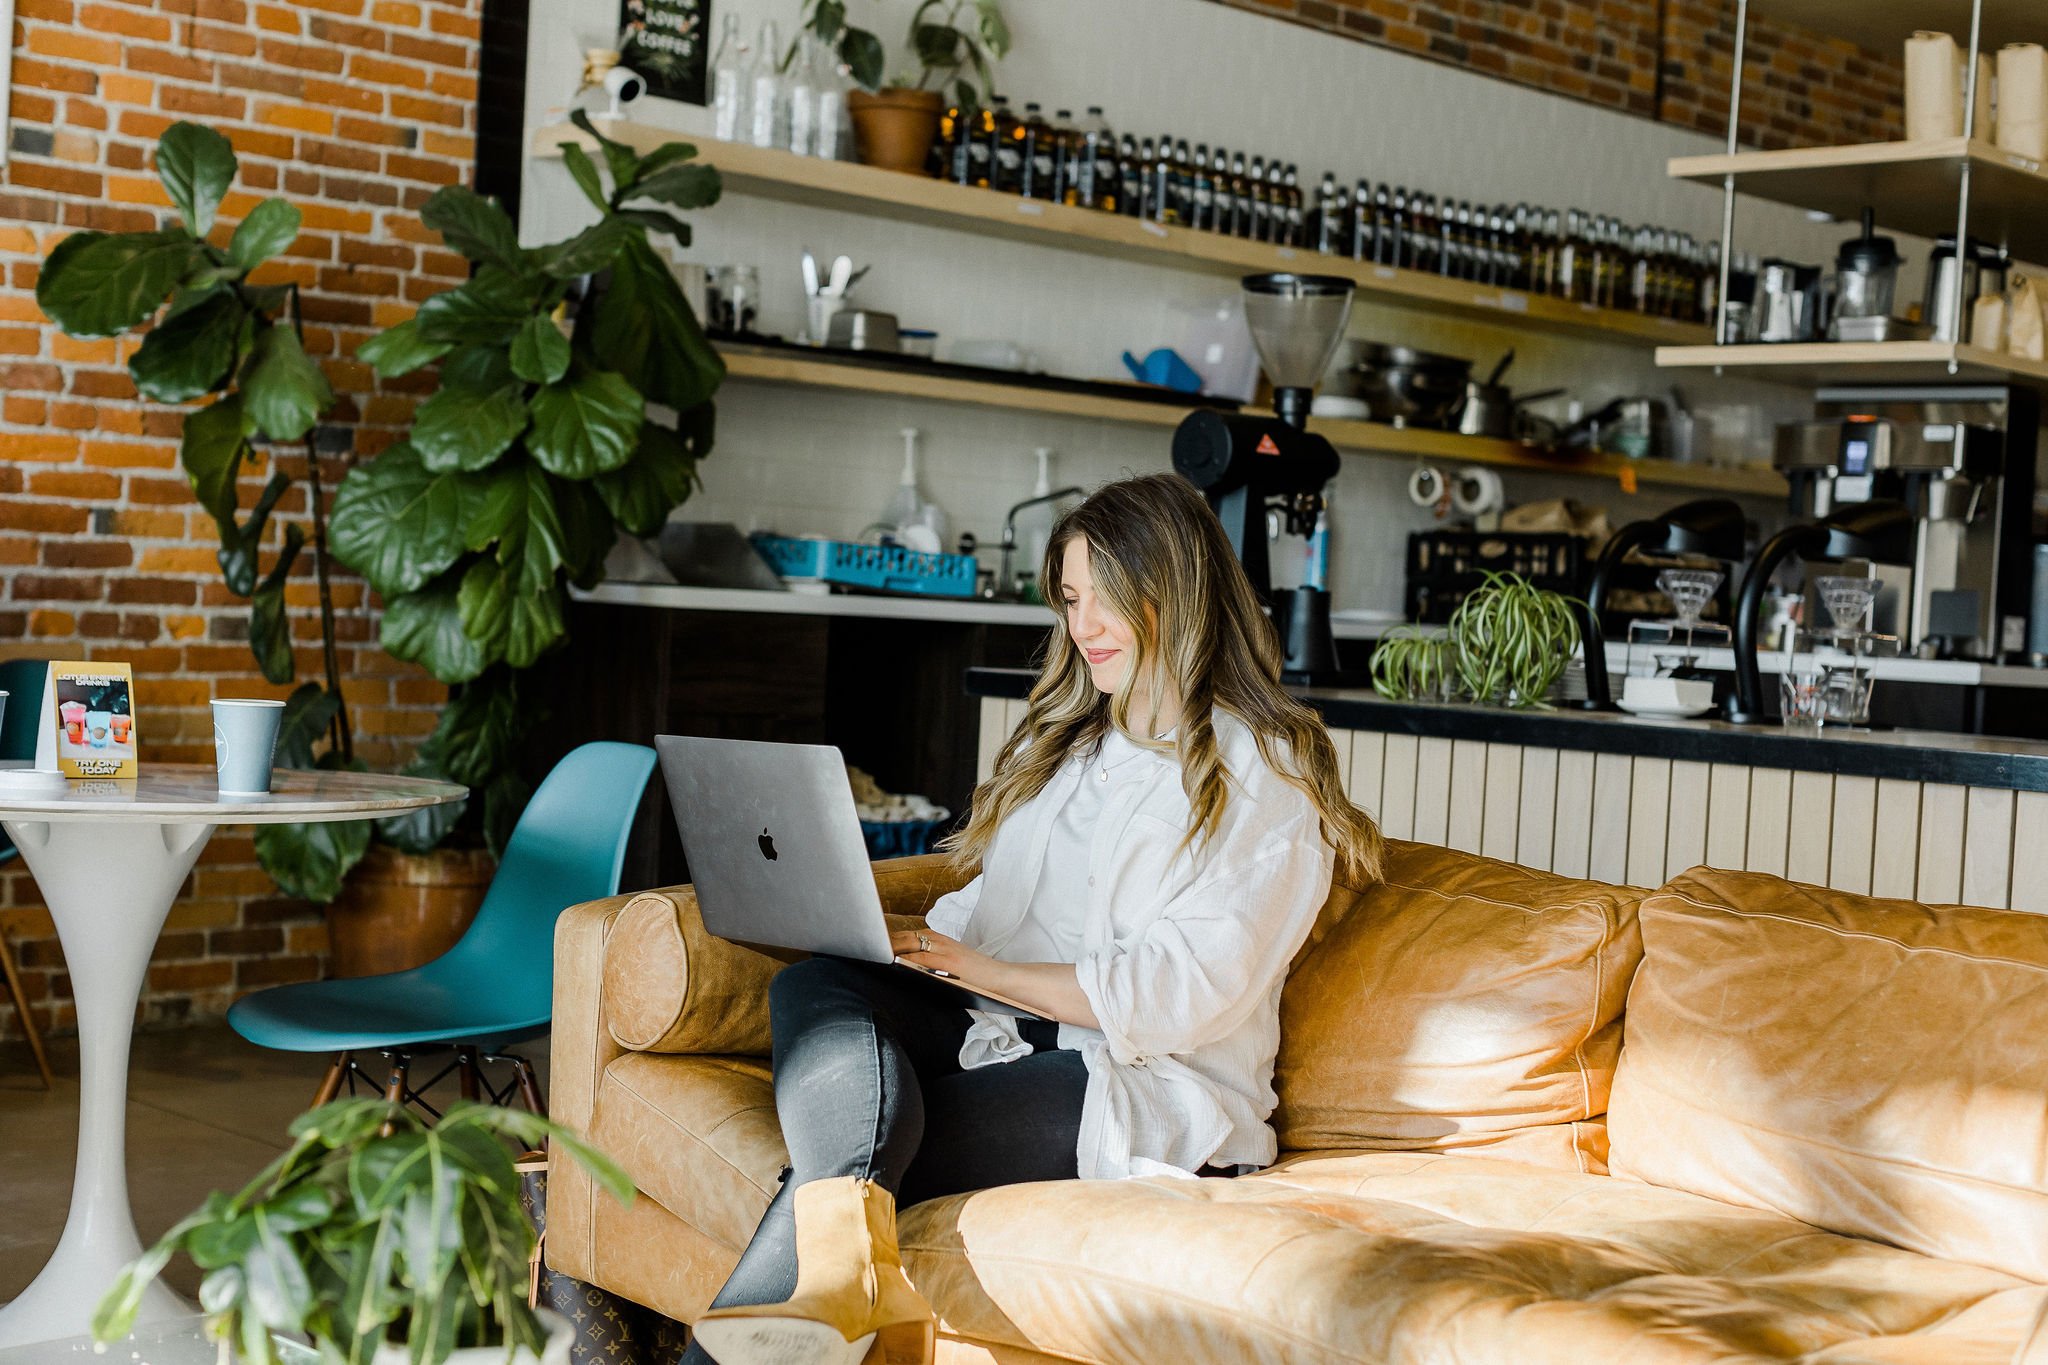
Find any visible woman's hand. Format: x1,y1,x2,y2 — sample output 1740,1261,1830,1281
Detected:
890,927,992,984
891,928,1102,1030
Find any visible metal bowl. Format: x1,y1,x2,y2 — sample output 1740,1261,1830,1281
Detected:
1347,342,1473,429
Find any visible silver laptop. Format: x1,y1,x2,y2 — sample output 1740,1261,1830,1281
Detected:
655,735,1044,1019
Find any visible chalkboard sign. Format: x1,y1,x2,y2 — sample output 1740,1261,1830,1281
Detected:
619,0,708,105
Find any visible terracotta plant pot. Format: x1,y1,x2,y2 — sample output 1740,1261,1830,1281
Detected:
847,87,945,174
323,844,496,979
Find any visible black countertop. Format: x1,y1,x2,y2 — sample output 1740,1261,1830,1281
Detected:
964,667,2048,792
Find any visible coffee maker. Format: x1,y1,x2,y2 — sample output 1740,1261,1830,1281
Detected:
1173,273,1352,681
1771,385,2038,660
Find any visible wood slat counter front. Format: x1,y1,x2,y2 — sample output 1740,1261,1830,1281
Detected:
966,669,2048,912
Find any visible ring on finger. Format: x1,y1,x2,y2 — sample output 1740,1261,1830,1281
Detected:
917,932,932,953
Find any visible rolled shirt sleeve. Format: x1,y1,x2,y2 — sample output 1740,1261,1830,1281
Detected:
922,873,983,941
1073,826,1329,1064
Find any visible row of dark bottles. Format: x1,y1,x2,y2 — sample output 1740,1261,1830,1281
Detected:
925,99,1722,324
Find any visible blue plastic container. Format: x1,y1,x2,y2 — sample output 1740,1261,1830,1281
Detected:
751,535,977,599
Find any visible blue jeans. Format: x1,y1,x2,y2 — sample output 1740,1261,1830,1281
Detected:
681,956,1087,1361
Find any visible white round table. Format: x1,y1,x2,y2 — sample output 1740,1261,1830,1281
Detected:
0,766,466,1349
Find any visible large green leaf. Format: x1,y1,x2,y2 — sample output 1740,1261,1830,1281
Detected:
227,198,303,273
157,121,237,238
413,267,543,346
215,469,291,597
328,442,484,600
583,232,724,413
507,315,569,385
254,816,371,903
626,162,722,212
525,367,642,478
382,572,498,683
839,26,885,90
180,394,251,532
274,682,342,769
239,323,333,441
537,216,634,279
356,317,452,380
557,143,609,214
410,347,528,474
249,523,306,685
35,229,203,338
418,184,525,273
615,209,692,246
416,667,526,789
129,288,242,402
551,472,614,590
569,108,642,197
593,415,702,536
459,556,565,669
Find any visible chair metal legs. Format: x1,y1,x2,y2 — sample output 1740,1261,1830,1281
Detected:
0,927,54,1090
306,1046,542,1119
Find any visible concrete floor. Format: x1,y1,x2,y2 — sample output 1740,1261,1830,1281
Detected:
0,1024,551,1301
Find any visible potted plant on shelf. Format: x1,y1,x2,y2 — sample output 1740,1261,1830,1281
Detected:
1371,572,1582,709
34,116,724,969
799,0,1012,174
92,1098,633,1365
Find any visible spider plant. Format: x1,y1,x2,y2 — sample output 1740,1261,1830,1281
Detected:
1370,626,1456,703
1446,571,1584,709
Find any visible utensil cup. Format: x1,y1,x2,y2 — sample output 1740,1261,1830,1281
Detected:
212,698,287,794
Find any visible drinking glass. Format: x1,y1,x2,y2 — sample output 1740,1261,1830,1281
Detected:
1780,671,1826,734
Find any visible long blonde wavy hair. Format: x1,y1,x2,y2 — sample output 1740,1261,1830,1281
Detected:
945,473,1383,883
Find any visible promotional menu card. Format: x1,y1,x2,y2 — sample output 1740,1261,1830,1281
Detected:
32,661,139,779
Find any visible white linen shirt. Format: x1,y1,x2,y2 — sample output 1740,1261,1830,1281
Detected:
924,710,1334,1180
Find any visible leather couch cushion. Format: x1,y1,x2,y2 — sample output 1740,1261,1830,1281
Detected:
1271,840,1641,1169
591,1052,785,1252
1609,867,2048,1283
902,1150,2046,1365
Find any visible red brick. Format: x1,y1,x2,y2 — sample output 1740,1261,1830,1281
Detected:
41,538,132,567
13,57,98,94
0,503,87,534
29,470,122,500
161,86,247,119
10,573,104,602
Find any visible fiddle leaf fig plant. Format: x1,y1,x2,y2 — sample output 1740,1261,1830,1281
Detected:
35,121,369,898
327,110,722,854
92,1099,634,1365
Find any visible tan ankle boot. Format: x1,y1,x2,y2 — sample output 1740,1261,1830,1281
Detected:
693,1177,935,1365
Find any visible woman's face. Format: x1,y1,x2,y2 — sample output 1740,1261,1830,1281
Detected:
1060,538,1138,694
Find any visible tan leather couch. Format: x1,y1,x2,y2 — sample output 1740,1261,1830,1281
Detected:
548,842,2048,1363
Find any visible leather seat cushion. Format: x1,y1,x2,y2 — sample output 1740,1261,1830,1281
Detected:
902,1151,2048,1365
1609,867,2048,1283
1271,840,1643,1168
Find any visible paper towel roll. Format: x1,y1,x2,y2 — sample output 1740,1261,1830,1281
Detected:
1907,31,1962,139
1999,43,2048,160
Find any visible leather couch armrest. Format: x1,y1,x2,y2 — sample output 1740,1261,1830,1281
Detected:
873,852,978,919
547,893,634,1283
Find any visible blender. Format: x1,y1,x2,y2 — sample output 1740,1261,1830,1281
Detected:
1828,208,1902,343
1172,273,1353,681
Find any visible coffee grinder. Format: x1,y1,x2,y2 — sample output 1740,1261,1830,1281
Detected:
1172,273,1352,681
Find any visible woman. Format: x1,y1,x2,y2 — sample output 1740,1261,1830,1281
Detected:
689,474,1382,1365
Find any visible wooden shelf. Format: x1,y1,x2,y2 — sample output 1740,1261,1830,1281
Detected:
1670,138,2048,265
717,343,1787,496
1747,0,2041,56
1655,340,2048,388
537,122,1712,350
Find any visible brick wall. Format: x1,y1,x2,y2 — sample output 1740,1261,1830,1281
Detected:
1218,0,1903,150
0,0,480,1041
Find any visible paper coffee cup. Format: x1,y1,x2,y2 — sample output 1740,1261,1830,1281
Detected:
212,698,286,795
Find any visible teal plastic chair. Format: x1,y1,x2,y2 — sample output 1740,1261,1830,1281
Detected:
0,658,56,1087
228,740,656,1114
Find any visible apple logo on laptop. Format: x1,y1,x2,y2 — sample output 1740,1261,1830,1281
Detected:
758,828,778,861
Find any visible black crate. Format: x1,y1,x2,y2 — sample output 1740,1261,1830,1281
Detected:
1404,530,1588,625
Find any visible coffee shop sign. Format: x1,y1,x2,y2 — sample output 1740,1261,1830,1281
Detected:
619,0,707,104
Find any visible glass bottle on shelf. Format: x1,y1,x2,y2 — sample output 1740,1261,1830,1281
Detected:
1225,152,1249,237
1174,139,1195,226
989,96,1023,194
1247,154,1268,241
967,100,997,188
1077,108,1116,210
1282,164,1304,246
1349,178,1374,261
1119,133,1142,215
785,35,818,157
1192,144,1217,231
709,13,747,143
1154,136,1180,225
747,18,785,149
814,47,852,160
1049,109,1078,204
1020,103,1054,199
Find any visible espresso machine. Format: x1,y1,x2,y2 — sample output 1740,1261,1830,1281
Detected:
1173,273,1351,681
1771,385,2038,660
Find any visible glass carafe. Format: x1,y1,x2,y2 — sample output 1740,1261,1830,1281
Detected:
709,13,747,142
747,19,786,150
